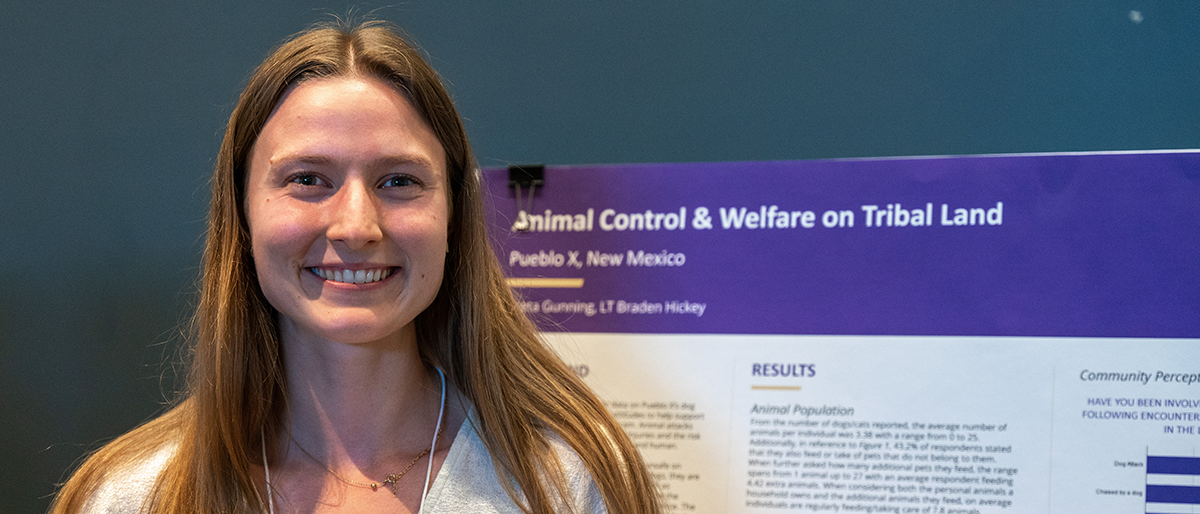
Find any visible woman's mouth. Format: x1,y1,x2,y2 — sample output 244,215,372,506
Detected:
309,267,394,284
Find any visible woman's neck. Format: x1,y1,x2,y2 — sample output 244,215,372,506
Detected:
279,320,441,469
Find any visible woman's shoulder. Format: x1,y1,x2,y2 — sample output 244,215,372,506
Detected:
79,441,178,514
543,430,608,512
422,416,606,514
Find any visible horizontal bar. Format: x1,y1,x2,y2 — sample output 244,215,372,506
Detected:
1147,485,1200,504
751,385,803,391
506,277,585,289
1149,456,1200,476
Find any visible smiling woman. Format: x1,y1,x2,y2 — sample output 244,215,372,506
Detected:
50,20,661,514
247,76,450,347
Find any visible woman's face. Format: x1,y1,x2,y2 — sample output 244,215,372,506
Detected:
245,75,449,346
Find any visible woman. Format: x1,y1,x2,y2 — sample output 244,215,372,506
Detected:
51,20,660,514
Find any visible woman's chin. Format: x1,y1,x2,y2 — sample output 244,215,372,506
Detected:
279,314,417,348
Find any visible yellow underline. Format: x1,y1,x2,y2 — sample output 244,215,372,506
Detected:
751,385,802,391
506,278,585,289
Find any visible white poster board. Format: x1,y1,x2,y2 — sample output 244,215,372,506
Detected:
486,152,1200,514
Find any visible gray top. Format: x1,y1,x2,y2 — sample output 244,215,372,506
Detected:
82,419,607,514
423,420,607,513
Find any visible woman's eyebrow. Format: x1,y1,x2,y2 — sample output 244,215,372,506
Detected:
270,154,335,168
370,155,439,171
270,154,438,170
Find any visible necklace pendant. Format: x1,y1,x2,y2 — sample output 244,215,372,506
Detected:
369,483,379,490
383,474,401,496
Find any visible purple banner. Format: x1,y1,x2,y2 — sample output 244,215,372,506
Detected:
484,152,1200,337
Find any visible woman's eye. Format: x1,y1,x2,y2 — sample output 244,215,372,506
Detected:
382,175,420,188
288,174,325,187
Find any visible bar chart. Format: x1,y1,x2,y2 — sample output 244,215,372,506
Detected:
1148,454,1200,514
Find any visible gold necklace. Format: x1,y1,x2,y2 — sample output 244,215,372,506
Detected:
287,429,441,497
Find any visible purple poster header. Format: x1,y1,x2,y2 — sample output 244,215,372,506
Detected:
483,151,1200,337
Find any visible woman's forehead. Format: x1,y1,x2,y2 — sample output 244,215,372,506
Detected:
253,75,447,175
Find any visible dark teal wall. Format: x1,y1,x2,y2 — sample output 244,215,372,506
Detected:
2,1,1196,512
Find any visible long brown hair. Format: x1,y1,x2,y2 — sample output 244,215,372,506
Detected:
51,20,660,514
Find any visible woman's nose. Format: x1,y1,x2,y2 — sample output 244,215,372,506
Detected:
326,181,383,249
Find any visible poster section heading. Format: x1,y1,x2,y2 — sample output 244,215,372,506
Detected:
484,153,1200,337
510,202,1003,236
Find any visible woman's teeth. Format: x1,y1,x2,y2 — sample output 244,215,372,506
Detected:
311,268,392,284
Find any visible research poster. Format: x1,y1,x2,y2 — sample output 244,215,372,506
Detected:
483,152,1200,514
